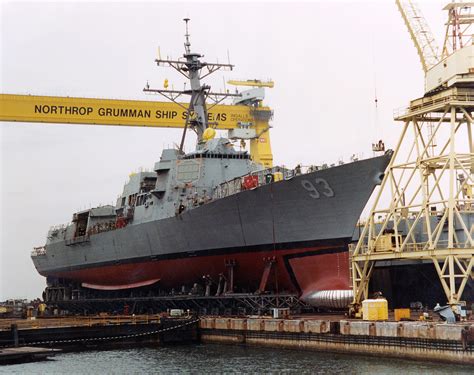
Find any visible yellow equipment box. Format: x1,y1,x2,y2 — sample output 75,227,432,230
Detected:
273,171,283,182
362,299,388,321
394,308,411,321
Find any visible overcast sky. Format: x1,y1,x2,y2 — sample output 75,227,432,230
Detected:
1,0,447,300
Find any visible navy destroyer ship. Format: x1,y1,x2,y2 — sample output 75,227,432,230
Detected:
31,20,392,308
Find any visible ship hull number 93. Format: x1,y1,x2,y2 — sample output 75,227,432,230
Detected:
301,178,335,199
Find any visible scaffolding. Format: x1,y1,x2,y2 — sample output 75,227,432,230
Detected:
350,87,474,315
50,294,312,316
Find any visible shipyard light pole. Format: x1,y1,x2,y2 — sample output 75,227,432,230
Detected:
350,1,474,316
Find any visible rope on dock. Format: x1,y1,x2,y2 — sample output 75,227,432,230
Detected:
0,318,200,348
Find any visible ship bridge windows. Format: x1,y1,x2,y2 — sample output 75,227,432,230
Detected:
128,193,137,207
183,153,250,160
136,193,152,207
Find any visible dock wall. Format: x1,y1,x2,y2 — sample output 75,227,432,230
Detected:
199,318,474,364
0,316,199,350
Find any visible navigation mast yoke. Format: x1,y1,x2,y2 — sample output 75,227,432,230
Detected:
144,18,235,145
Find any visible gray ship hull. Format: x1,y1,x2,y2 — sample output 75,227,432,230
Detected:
32,153,391,297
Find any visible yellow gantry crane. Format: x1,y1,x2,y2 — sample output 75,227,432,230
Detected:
0,93,274,168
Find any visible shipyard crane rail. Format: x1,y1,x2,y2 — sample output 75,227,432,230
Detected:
0,94,273,168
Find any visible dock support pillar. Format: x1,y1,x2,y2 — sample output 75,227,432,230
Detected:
225,259,236,293
11,324,18,347
257,257,276,294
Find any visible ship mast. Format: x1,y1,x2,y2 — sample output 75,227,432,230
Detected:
144,18,239,152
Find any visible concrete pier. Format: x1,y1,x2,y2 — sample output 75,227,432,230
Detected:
0,347,60,365
199,317,474,364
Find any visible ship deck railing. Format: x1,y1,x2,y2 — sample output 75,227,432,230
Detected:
87,220,117,236
31,246,46,257
352,239,470,256
393,87,474,119
212,161,351,200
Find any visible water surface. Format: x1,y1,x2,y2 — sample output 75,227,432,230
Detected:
2,343,472,374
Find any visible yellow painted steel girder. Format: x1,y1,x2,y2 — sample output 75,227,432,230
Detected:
0,94,261,129
0,94,273,167
227,80,274,88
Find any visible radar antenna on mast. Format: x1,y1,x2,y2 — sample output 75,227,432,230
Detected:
183,17,191,54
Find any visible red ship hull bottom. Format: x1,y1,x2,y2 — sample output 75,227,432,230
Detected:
46,244,351,298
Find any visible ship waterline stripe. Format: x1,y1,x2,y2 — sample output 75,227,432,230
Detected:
39,237,351,275
35,153,392,285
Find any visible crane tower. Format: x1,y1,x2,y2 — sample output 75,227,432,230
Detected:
351,2,474,316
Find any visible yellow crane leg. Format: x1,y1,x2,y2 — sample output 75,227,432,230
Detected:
250,120,273,168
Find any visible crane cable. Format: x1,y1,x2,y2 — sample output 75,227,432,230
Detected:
371,37,384,155
373,51,379,134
